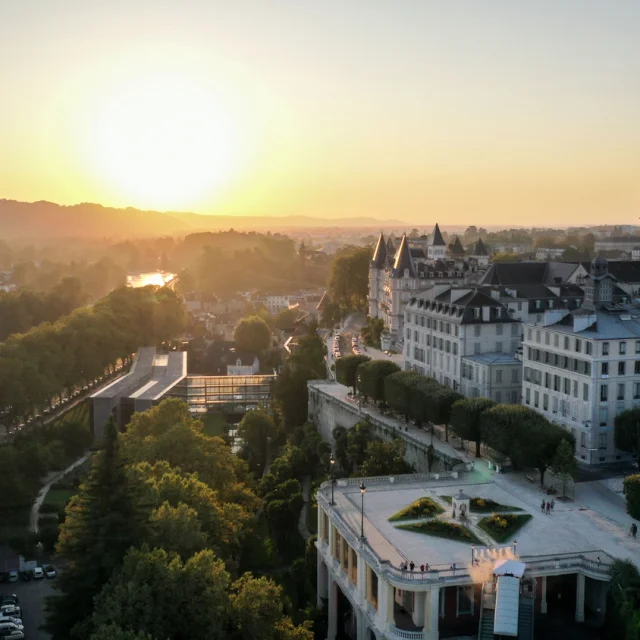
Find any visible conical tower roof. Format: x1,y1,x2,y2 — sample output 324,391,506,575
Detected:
450,236,465,256
474,238,489,256
392,234,415,277
428,223,446,246
371,232,387,268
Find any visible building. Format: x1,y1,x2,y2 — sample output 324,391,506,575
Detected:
227,352,260,376
403,286,522,402
535,247,566,261
317,474,611,640
368,226,489,347
521,256,640,463
594,236,640,254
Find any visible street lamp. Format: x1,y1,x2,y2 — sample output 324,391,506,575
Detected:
360,482,367,540
329,454,336,505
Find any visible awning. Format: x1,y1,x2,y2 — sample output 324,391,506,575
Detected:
494,575,520,637
493,558,526,578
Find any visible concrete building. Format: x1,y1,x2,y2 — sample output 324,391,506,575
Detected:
535,247,566,261
227,352,260,376
317,474,611,640
522,257,640,463
594,236,640,254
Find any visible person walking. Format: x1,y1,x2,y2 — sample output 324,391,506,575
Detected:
551,498,555,510
541,498,546,512
546,501,551,515
632,523,638,539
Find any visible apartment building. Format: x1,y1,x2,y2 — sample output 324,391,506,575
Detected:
521,257,639,464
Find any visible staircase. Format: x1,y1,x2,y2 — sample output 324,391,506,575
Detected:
517,597,534,640
478,607,495,640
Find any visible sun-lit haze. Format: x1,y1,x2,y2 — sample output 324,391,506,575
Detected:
0,0,638,225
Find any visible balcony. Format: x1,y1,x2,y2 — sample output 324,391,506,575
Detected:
388,625,424,640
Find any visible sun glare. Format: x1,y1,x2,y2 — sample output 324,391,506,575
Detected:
92,75,241,211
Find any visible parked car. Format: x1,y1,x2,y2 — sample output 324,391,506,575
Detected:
32,566,44,579
0,597,18,607
6,572,17,584
0,616,22,627
0,606,21,620
0,621,25,638
44,565,57,578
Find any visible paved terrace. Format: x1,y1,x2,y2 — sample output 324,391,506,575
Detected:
320,473,640,576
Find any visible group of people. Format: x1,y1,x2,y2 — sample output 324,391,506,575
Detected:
399,560,430,573
541,498,555,514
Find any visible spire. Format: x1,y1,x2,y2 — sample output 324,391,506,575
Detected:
474,238,488,256
449,236,465,256
371,231,387,268
428,223,446,247
391,234,415,278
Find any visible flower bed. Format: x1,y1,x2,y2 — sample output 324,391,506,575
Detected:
478,513,532,543
438,496,521,512
389,497,444,522
396,519,482,544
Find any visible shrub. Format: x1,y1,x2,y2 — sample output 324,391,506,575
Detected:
396,519,482,544
388,498,444,522
478,513,532,543
623,474,640,519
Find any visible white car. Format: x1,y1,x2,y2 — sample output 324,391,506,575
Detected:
0,621,24,638
0,615,23,627
32,566,44,579
0,606,21,620
44,565,57,578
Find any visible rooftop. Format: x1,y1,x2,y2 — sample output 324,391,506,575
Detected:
462,352,521,366
549,308,640,340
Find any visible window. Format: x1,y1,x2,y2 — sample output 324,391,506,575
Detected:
620,342,627,355
583,383,589,401
636,341,640,354
636,361,640,375
564,378,570,395
536,330,541,343
414,330,418,342
573,380,578,398
599,433,608,449
600,384,608,401
534,390,539,408
525,388,531,405
619,362,626,376
581,432,586,447
586,342,592,355
552,396,559,413
599,406,608,426
601,362,609,376
474,308,480,319
427,318,431,328
527,328,532,341
635,382,640,399
603,342,609,356
575,339,581,352
545,332,550,345
512,369,519,383
564,336,569,350
496,341,503,352
474,343,481,355
457,586,474,616
544,372,549,388
618,383,625,400
496,324,503,336
474,325,481,337
512,324,520,337
543,394,549,410
496,369,503,383
554,334,559,347
453,343,458,355
553,375,560,391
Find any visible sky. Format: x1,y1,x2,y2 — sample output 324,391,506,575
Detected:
0,0,638,226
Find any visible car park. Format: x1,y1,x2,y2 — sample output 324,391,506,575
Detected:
31,567,43,580
17,574,30,583
44,566,57,578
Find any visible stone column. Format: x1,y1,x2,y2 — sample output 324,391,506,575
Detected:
328,578,338,640
376,577,395,631
424,587,440,640
540,576,548,614
356,608,367,640
357,552,367,604
412,589,426,627
329,524,336,560
348,545,354,584
317,555,328,606
576,573,585,623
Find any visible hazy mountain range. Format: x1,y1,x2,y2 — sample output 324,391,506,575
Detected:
0,200,409,238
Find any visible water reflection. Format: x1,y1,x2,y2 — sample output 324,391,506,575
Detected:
127,272,176,288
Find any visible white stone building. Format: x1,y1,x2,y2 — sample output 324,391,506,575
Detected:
317,475,611,640
522,257,640,464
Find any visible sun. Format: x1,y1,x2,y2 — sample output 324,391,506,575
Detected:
92,74,241,211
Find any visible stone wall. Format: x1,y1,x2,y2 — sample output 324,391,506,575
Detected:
308,380,463,473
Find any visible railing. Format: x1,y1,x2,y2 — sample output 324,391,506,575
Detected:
521,553,613,579
388,625,424,640
338,471,458,486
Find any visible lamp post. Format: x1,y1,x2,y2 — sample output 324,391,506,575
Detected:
329,453,336,506
360,482,366,540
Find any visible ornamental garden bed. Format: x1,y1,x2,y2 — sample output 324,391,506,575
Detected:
478,513,532,543
388,497,444,522
439,496,522,513
396,520,483,544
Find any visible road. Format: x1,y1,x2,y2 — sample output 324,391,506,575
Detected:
30,451,93,534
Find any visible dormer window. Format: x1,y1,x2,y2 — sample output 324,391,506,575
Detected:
536,300,541,309
404,269,409,278
473,308,480,319
236,358,242,366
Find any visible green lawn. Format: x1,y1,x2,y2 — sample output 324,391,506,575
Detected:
201,412,230,438
42,488,76,511
389,497,444,522
396,519,482,545
478,514,532,543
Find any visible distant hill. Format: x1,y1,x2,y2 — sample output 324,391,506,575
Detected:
0,200,408,238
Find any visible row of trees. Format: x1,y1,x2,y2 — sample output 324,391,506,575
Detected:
336,357,576,487
0,285,186,422
46,400,313,640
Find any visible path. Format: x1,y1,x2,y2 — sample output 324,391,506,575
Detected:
30,451,93,534
298,475,312,542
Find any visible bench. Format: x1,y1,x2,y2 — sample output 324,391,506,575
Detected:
525,475,536,483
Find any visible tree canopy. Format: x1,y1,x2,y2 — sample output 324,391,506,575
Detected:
327,246,371,311
335,354,370,393
615,408,640,456
234,315,272,355
449,398,495,458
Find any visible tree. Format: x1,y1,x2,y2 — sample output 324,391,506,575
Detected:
427,388,463,441
327,246,371,310
357,359,400,405
46,417,151,640
623,475,640,520
238,409,277,474
320,301,341,328
90,625,153,640
148,501,208,560
275,308,297,331
384,370,423,422
273,365,315,430
551,439,578,499
449,398,495,458
357,440,412,476
615,408,640,457
234,315,272,354
492,252,519,262
336,354,370,393
361,316,385,348
606,559,640,640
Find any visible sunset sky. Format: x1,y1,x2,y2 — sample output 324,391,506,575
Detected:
0,0,638,225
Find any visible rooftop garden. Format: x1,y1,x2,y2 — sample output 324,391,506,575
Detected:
396,519,482,545
388,497,444,522
478,513,532,543
439,495,522,513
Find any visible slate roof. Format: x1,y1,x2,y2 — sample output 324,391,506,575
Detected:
391,234,415,277
603,261,640,284
480,261,549,286
409,247,426,259
371,232,387,268
428,223,446,246
474,238,489,256
449,236,465,256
